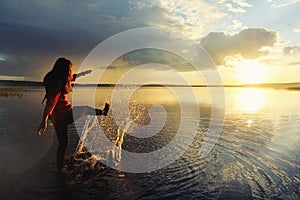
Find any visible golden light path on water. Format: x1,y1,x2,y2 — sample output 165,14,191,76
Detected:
233,88,267,114
0,87,299,199
225,87,267,129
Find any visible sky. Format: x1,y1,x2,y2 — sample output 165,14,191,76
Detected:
0,0,299,84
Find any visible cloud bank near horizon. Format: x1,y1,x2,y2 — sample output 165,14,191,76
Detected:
200,28,278,66
0,0,299,81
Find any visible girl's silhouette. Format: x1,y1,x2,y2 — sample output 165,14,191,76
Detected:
37,57,109,174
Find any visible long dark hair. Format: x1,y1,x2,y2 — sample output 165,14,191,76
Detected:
44,57,73,94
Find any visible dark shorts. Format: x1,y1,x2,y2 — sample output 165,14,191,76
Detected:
50,106,100,169
51,106,98,125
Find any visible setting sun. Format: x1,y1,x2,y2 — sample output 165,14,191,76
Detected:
236,60,267,84
1,1,300,199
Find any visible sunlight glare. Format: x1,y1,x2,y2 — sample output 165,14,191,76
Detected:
235,88,266,113
235,60,267,84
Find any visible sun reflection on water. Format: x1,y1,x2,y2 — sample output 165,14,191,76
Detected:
234,88,266,113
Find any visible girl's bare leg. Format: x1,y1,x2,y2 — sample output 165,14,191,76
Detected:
52,119,68,173
72,103,109,121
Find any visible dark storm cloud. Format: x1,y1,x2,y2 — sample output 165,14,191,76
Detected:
0,21,101,78
0,0,282,80
0,0,172,80
200,28,278,66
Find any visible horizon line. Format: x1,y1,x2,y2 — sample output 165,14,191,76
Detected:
1,79,300,88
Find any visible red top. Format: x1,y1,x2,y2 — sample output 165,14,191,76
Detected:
44,81,73,119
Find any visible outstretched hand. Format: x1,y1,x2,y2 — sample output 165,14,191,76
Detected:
76,70,92,78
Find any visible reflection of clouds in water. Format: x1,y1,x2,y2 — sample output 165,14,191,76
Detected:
1,88,299,199
270,113,300,153
0,89,54,174
0,88,25,97
72,87,299,198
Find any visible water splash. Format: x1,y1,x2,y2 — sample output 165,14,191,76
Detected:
75,109,137,169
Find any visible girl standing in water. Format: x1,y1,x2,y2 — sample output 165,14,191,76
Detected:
37,57,109,174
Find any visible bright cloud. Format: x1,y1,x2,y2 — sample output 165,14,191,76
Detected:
294,28,300,33
283,46,300,56
200,28,279,66
270,0,300,8
157,0,226,39
218,0,252,13
0,0,299,83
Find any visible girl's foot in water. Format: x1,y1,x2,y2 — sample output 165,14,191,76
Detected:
102,103,110,116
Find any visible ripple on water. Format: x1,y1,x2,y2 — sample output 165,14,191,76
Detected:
1,88,300,199
60,110,299,199
209,113,300,199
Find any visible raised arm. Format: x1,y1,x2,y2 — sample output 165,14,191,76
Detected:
72,70,92,81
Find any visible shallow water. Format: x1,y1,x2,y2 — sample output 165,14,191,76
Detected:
0,87,299,199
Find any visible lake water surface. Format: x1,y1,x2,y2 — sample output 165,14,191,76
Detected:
0,87,299,199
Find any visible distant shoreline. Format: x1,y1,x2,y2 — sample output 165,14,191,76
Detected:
0,79,300,90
